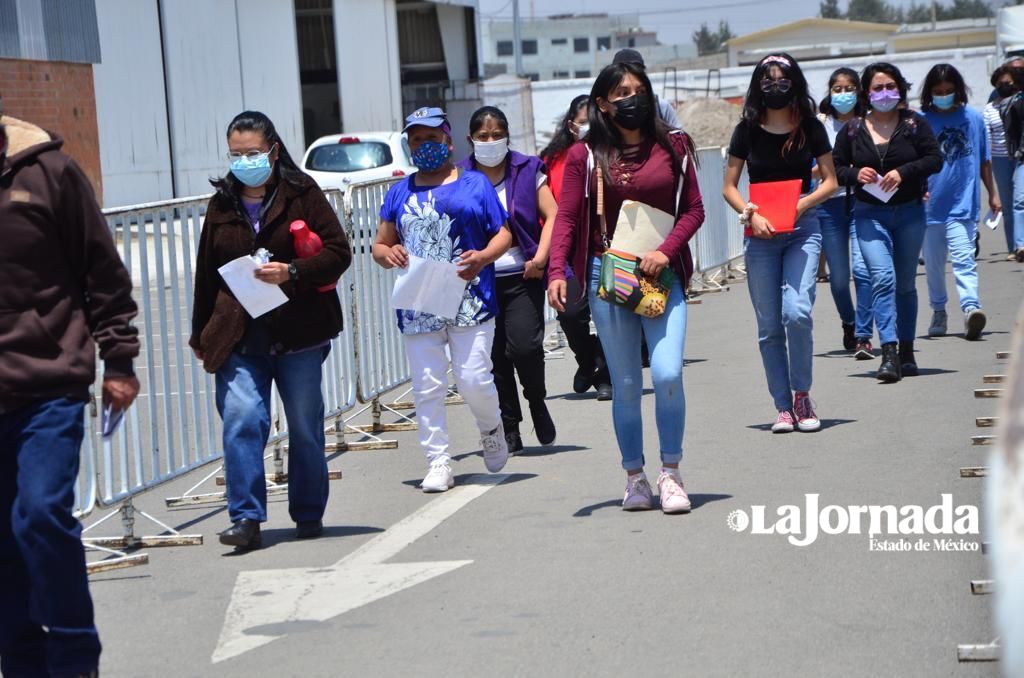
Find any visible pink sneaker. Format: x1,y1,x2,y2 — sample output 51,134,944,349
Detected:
657,471,692,514
771,410,796,433
622,473,654,511
794,392,820,432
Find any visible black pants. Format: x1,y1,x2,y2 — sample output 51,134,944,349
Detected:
556,276,609,385
492,275,547,432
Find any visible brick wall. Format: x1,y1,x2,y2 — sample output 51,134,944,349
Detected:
0,58,103,202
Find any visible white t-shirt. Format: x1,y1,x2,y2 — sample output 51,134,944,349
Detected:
493,169,548,276
822,115,850,201
984,101,1008,158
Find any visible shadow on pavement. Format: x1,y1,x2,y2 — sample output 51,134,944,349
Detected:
847,369,958,378
250,524,386,550
400,472,538,489
514,444,589,458
746,418,856,431
573,492,733,517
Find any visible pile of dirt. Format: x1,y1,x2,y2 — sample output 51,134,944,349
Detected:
675,98,743,149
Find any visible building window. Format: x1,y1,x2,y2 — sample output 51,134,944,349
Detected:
574,37,589,53
551,38,568,46
553,70,570,79
522,39,538,55
574,70,591,78
597,36,611,51
497,40,513,56
526,73,540,82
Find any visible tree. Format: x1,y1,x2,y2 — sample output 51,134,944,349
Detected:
692,20,735,56
820,0,843,18
847,0,901,23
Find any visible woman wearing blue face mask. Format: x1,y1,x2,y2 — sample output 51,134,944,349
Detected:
190,111,351,550
816,67,876,359
918,63,998,342
374,107,514,493
458,106,559,453
833,63,942,382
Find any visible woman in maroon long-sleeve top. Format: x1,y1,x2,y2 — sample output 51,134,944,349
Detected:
547,62,705,514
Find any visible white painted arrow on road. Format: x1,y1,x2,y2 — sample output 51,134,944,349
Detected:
212,473,511,663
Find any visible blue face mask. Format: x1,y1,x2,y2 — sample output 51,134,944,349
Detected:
933,93,956,111
230,149,274,188
831,91,857,115
411,140,450,171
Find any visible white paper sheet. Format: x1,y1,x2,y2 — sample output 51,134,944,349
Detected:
391,255,467,320
863,178,897,204
217,255,289,319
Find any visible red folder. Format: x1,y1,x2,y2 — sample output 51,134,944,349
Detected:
746,179,802,236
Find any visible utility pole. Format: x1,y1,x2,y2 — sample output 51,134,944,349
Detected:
512,0,524,77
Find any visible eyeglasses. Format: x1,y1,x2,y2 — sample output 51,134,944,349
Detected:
870,82,899,93
760,78,792,93
226,144,276,161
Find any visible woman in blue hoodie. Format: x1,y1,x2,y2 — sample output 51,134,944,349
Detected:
460,106,558,453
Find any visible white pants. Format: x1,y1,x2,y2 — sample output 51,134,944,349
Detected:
403,321,501,463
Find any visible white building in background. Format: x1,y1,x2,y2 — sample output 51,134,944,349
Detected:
91,0,483,207
483,13,695,82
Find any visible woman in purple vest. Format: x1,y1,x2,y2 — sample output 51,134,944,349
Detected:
459,106,558,453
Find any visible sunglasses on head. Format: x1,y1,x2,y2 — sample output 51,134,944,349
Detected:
760,78,792,93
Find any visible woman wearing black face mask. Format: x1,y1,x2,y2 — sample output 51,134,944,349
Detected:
723,53,836,433
985,64,1023,258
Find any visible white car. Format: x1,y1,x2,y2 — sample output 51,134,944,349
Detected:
302,132,415,193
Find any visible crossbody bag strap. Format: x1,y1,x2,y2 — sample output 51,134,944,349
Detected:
595,164,608,248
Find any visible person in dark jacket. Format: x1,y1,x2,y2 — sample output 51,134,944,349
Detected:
0,112,140,677
832,63,943,382
190,111,351,551
459,106,558,454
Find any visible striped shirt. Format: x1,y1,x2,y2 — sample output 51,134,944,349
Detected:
984,102,1008,157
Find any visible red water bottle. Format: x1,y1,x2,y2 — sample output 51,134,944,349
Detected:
289,220,336,293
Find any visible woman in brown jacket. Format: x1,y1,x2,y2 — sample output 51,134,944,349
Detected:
190,111,351,550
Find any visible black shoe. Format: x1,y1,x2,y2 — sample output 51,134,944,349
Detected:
572,365,593,394
877,342,901,382
898,340,918,377
854,339,874,360
842,323,856,351
505,429,524,454
296,520,323,539
219,519,261,549
596,382,613,401
529,400,556,446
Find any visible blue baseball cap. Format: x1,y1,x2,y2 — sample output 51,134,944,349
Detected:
402,107,451,135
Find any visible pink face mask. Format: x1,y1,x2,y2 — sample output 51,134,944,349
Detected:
869,89,900,112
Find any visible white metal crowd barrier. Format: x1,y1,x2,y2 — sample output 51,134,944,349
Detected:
690,146,747,287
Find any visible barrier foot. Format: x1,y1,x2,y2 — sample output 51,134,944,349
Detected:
982,374,1005,384
217,470,343,485
977,416,998,428
958,639,1000,662
996,351,1011,359
83,500,203,551
975,388,1003,399
347,398,417,433
971,580,994,595
971,435,996,446
391,395,463,410
960,466,988,478
87,553,150,575
166,479,290,508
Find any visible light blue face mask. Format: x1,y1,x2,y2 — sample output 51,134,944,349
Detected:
831,91,857,115
230,148,274,187
933,93,956,111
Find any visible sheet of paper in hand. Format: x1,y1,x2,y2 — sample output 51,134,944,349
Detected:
217,255,289,319
609,201,675,256
391,254,468,320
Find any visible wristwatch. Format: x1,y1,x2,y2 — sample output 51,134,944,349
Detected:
288,262,299,281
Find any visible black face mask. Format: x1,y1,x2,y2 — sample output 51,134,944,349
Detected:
997,83,1017,99
764,89,795,110
611,95,651,131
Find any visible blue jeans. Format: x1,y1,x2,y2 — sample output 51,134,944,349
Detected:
853,201,927,345
923,220,981,313
0,398,101,676
817,197,875,339
992,155,1016,253
216,347,330,523
1012,160,1024,250
588,257,687,471
744,212,821,411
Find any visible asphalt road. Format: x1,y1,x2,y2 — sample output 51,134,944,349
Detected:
85,225,1020,677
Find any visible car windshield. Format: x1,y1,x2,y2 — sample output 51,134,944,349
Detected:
306,141,393,172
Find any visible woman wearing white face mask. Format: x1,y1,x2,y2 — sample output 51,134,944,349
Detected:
459,106,559,453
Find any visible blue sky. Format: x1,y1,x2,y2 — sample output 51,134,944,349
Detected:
478,0,997,47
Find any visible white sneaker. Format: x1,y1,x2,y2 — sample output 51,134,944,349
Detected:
421,460,454,493
480,426,509,473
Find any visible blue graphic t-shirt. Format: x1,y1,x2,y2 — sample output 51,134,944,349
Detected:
923,106,989,226
380,170,508,335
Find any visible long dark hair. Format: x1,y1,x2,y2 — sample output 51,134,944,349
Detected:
587,62,696,179
469,105,510,137
741,53,816,155
210,110,310,206
819,67,865,118
859,62,911,110
541,94,589,161
919,63,970,110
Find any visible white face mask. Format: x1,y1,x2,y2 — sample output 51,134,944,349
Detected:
576,123,589,139
473,138,509,167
